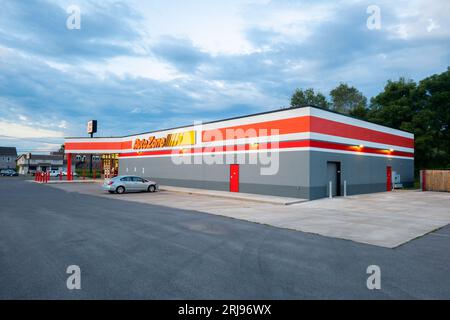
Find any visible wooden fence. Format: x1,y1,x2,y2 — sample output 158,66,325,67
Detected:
421,170,450,192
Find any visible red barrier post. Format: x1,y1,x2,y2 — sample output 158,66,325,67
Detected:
82,168,86,180
47,171,50,183
93,169,96,180
67,153,72,181
59,170,62,181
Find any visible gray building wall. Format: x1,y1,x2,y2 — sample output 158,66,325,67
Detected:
119,150,414,200
309,151,414,199
0,156,16,169
119,151,311,198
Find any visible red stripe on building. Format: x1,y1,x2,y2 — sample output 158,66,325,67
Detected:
119,140,414,158
65,140,132,151
201,115,413,149
310,117,414,148
202,116,310,142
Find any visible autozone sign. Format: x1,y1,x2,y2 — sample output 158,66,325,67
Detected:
133,131,195,150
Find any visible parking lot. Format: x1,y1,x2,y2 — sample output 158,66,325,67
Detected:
48,181,450,248
1,177,450,299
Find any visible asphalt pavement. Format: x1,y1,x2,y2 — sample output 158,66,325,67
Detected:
0,177,449,299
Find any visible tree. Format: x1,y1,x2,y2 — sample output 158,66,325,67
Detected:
367,78,417,129
367,70,450,171
330,83,367,115
288,67,450,172
290,88,330,109
413,68,450,169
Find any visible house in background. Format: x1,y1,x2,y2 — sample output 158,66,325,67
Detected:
16,153,64,175
0,147,17,170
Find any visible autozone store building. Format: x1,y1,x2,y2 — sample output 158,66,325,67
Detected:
64,106,414,200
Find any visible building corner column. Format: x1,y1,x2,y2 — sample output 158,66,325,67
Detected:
67,153,72,181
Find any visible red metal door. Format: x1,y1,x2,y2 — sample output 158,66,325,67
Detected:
230,164,239,192
386,166,392,191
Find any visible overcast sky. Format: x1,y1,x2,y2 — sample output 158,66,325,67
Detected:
0,0,449,153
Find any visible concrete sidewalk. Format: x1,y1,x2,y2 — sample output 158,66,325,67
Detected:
159,185,308,205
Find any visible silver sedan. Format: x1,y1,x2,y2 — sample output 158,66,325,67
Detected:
103,175,158,194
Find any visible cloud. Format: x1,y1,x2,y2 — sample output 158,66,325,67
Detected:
0,119,64,138
152,36,211,73
0,0,145,61
0,0,449,153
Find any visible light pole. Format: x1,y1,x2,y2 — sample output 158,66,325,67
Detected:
87,120,97,175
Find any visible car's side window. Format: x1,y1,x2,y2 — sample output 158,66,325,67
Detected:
133,177,143,182
120,177,130,182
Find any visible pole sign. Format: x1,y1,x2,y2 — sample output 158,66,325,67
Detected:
87,120,97,135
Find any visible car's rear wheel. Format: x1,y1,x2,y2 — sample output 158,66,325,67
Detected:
148,185,156,193
116,186,125,194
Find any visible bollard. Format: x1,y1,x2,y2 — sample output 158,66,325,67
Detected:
47,171,50,183
93,169,96,180
344,180,347,197
329,181,333,199
82,169,86,180
59,171,62,181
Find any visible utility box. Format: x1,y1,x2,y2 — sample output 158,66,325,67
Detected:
392,171,403,189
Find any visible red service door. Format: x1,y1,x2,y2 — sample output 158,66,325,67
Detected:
386,166,392,191
230,164,239,192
